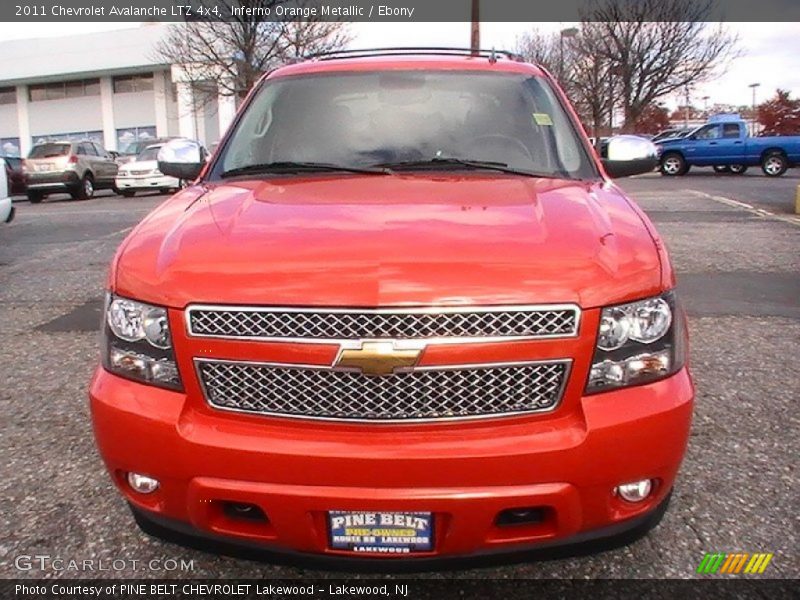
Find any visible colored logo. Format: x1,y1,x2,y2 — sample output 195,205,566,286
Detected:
697,552,774,574
334,341,422,376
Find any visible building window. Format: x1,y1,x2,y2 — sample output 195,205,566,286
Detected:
116,126,157,154
0,87,16,105
113,73,155,94
29,79,100,102
32,131,104,146
0,137,21,157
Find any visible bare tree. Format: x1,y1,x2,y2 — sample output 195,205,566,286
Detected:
581,0,739,131
517,1,737,134
515,31,560,75
515,28,617,141
154,1,350,104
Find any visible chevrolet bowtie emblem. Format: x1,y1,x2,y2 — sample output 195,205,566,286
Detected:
334,341,423,376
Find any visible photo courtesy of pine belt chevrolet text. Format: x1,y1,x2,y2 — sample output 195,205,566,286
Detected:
89,48,694,565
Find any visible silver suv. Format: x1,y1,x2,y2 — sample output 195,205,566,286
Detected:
25,141,119,203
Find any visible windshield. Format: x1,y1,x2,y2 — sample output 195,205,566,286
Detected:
29,143,70,159
137,145,162,161
121,140,150,155
216,70,594,180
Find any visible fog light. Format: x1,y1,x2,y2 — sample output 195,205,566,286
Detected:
127,472,159,494
615,479,653,502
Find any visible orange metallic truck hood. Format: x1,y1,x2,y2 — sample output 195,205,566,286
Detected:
113,174,664,309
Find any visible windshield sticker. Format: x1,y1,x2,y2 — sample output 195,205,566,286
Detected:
532,113,554,126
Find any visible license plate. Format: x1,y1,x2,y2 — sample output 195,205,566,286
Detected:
37,163,55,172
328,511,433,554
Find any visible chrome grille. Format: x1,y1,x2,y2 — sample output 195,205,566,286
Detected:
197,360,570,422
187,305,579,341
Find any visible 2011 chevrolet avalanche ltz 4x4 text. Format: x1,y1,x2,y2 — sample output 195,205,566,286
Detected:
89,48,693,566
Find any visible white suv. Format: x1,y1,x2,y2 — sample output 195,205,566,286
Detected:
0,158,15,224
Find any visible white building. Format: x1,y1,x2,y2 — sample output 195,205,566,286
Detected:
0,24,235,157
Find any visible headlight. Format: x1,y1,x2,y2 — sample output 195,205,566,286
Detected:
597,297,671,350
586,291,685,393
103,294,182,390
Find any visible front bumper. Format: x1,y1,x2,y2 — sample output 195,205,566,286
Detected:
115,175,179,191
0,197,13,223
90,366,693,563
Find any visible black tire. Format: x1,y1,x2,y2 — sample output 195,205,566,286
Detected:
729,164,748,175
660,153,688,176
120,190,136,198
713,165,730,173
71,173,95,200
761,151,788,177
159,188,172,194
27,191,43,204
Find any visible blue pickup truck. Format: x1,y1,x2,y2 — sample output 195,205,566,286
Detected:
656,115,800,177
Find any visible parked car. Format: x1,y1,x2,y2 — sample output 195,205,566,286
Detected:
652,127,692,142
91,48,693,563
116,137,178,165
115,143,182,197
2,156,26,195
657,114,800,177
0,158,14,224
24,140,119,202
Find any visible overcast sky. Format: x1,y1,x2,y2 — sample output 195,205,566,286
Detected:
0,21,797,109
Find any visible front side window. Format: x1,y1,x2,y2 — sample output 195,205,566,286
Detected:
216,70,595,180
695,125,722,140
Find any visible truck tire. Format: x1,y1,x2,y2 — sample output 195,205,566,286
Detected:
27,191,44,204
729,164,748,175
761,151,788,177
660,153,688,176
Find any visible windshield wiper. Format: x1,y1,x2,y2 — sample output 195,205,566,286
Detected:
221,161,391,178
372,157,553,178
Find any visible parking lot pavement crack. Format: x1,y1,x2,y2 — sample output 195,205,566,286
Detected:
684,518,706,547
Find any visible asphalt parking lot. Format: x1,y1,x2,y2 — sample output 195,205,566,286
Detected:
0,176,798,580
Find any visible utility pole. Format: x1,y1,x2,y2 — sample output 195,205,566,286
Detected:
683,86,691,129
470,0,480,52
748,82,760,135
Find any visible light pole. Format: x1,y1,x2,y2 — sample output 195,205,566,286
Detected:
748,82,761,135
558,27,579,83
702,95,710,116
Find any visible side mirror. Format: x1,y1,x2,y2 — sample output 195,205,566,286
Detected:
157,139,205,182
601,135,659,179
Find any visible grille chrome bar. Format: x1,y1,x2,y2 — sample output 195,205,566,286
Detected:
186,304,580,343
196,358,571,423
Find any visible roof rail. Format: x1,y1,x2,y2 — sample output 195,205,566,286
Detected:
305,47,524,62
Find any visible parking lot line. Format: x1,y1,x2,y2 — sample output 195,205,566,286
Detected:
687,189,800,227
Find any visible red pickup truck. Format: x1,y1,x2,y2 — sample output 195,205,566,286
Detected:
90,48,693,565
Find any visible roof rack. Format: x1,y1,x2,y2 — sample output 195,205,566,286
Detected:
305,47,524,62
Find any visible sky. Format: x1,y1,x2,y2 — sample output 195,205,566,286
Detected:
0,20,797,110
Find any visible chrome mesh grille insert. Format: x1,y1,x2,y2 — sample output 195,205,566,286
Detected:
197,360,570,422
187,306,579,341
